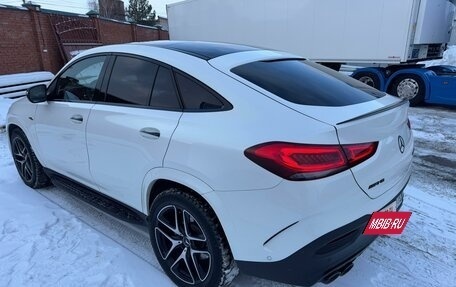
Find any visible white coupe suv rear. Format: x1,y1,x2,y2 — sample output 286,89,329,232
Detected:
7,41,413,287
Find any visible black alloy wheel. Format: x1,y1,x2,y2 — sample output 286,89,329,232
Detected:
10,128,50,188
149,189,237,287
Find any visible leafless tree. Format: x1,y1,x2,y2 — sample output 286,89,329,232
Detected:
87,0,99,12
99,0,125,20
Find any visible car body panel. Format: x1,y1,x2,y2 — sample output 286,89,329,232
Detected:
214,56,413,198
86,104,182,211
164,82,340,191
204,161,411,262
6,97,38,156
336,101,413,198
428,73,456,105
34,101,97,190
141,167,214,214
426,65,456,75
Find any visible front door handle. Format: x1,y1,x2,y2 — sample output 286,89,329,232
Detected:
70,114,83,124
140,127,160,139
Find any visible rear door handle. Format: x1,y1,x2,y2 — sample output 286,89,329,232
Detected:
140,127,160,139
70,114,83,124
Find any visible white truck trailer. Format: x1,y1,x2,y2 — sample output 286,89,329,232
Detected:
167,0,456,106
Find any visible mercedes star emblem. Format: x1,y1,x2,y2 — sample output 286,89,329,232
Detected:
398,136,405,154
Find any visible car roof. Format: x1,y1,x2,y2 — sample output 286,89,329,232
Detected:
135,41,259,60
71,41,301,75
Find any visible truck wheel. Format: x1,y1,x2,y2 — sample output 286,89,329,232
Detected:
353,72,381,89
389,75,425,106
149,188,238,287
10,128,51,189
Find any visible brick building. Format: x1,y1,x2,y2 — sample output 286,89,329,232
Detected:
0,4,168,75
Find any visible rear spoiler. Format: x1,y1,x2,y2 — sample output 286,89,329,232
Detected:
337,100,408,125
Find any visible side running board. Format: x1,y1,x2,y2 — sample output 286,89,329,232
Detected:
45,168,147,225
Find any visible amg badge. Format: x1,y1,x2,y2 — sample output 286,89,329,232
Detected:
368,178,385,189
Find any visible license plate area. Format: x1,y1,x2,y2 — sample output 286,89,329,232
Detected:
381,192,403,212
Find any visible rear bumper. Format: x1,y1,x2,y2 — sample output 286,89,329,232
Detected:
236,215,375,286
236,192,404,286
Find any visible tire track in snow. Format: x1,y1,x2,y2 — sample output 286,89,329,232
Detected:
34,186,166,275
0,205,132,287
0,134,171,287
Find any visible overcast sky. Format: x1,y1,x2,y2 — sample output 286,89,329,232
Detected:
0,0,182,17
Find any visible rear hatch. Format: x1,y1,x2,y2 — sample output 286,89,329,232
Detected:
227,58,413,198
291,97,412,198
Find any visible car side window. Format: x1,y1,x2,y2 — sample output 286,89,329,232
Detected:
105,56,158,106
150,67,181,110
52,56,106,102
174,73,224,111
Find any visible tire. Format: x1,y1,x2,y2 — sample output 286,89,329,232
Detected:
149,188,238,287
389,74,425,106
353,72,381,90
10,128,51,189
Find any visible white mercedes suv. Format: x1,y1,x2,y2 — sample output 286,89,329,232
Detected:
6,41,413,287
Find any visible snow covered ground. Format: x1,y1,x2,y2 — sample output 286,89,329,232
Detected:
0,72,53,88
0,98,13,131
0,97,455,287
0,72,53,100
423,45,456,67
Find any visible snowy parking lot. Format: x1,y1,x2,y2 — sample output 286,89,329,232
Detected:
0,100,455,287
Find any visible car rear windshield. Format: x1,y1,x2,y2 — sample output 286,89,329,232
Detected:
231,59,385,106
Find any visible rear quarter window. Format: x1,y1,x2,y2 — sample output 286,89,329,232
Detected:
174,73,225,111
231,60,385,107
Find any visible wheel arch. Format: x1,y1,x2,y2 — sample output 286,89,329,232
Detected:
7,123,22,137
142,168,215,215
6,123,22,151
143,168,235,255
147,178,212,215
351,67,387,91
7,117,47,165
6,119,28,150
385,69,433,101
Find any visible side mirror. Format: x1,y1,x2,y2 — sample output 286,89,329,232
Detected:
26,84,47,103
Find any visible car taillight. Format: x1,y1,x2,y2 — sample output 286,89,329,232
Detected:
342,143,378,166
244,142,378,181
